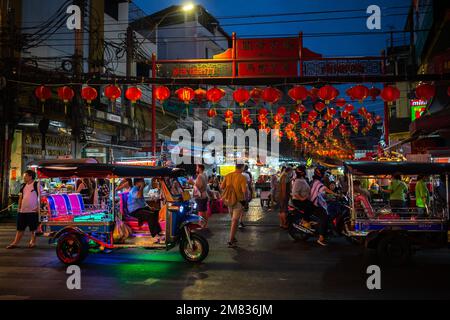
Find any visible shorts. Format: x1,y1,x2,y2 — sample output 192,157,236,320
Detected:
17,212,39,232
228,202,243,220
195,198,208,212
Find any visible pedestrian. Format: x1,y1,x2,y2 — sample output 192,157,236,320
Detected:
269,171,279,211
310,167,336,246
194,164,209,227
278,166,293,229
382,173,408,216
240,164,254,228
291,166,312,227
7,170,42,249
415,175,430,218
221,163,247,248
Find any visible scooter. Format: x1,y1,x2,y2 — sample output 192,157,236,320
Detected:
287,196,351,242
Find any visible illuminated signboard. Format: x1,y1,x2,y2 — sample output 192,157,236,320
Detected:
156,63,232,78
410,99,427,121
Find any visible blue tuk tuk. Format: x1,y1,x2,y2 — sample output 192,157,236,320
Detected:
32,160,209,264
344,161,450,265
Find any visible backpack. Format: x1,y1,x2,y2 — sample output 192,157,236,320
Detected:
221,174,238,207
20,181,39,195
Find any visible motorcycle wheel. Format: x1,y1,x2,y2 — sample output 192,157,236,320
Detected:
287,217,311,242
179,233,209,263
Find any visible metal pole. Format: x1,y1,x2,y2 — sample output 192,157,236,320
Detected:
231,32,236,78
446,174,449,220
151,53,157,157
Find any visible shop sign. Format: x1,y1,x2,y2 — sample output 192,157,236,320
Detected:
23,133,71,158
410,99,427,121
156,62,232,78
238,61,297,77
106,113,122,123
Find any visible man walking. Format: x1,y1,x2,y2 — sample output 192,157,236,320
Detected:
221,164,247,248
7,170,41,249
240,164,253,228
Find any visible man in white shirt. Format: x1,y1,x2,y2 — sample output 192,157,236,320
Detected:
7,170,41,249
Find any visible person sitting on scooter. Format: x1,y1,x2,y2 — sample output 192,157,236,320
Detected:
310,167,337,246
291,166,312,228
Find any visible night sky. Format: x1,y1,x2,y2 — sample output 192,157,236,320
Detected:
134,0,414,115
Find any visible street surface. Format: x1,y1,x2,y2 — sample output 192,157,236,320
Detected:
0,201,450,300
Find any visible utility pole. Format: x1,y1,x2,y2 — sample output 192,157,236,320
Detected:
0,0,21,210
72,0,85,159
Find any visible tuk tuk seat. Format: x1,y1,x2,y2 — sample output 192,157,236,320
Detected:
47,194,70,218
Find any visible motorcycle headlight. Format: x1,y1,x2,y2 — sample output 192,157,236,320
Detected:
179,205,184,213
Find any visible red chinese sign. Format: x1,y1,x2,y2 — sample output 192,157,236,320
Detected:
236,38,299,58
238,61,298,77
236,38,299,77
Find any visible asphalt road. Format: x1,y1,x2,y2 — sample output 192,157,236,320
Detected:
0,203,450,300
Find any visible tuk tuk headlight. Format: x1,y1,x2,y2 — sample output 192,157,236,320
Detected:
179,205,184,213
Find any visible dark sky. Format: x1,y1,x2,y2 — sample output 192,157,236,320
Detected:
134,0,412,56
133,0,414,115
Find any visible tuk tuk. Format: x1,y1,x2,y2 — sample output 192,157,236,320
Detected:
32,159,209,265
344,161,450,265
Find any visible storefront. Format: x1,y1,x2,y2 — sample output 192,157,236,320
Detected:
9,128,72,194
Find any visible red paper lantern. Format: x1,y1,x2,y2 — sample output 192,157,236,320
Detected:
308,110,318,122
335,98,346,107
358,107,368,118
290,112,300,124
375,115,382,123
309,87,319,99
125,86,142,103
315,101,326,112
258,108,269,117
194,88,207,103
57,86,75,103
206,87,225,104
273,113,284,124
277,106,286,115
35,85,52,102
327,107,337,118
207,109,217,118
415,83,435,100
224,109,234,119
346,87,355,100
241,108,250,118
369,87,381,101
250,88,263,103
317,120,325,128
296,104,306,114
318,85,338,104
344,104,354,113
155,86,171,102
258,114,268,124
262,87,282,104
81,86,98,103
233,88,250,106
176,87,195,104
104,85,121,101
380,86,400,104
351,85,369,102
288,85,309,104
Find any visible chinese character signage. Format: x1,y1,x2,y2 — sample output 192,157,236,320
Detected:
238,61,298,77
156,63,232,78
236,38,299,58
303,59,382,76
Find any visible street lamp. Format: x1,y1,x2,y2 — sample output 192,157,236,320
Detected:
151,4,195,157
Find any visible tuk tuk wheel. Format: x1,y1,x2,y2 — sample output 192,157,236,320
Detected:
377,234,411,266
179,233,209,263
56,232,89,265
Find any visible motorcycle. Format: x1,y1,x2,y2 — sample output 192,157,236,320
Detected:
287,195,351,242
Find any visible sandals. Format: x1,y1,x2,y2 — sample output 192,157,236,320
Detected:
6,244,18,249
28,243,36,249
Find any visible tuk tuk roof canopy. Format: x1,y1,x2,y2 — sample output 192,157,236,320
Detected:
30,161,184,179
344,161,450,176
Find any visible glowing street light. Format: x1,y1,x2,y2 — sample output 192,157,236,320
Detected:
182,3,195,12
